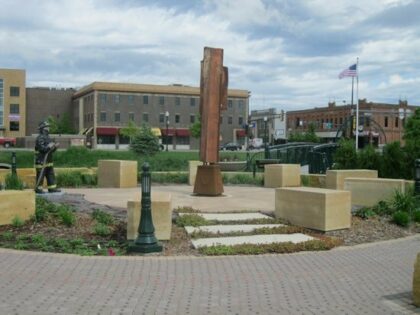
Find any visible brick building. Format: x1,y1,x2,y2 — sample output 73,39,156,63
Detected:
72,82,250,149
287,99,419,146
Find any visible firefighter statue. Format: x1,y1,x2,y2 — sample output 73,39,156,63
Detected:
34,121,61,194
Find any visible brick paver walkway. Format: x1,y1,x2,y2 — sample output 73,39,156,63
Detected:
1,236,419,315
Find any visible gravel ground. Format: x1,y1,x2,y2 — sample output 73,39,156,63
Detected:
47,193,419,249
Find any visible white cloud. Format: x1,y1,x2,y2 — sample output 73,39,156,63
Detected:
0,0,419,111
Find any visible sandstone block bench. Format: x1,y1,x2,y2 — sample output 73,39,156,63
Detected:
344,177,408,207
0,190,35,225
264,164,301,188
275,187,351,231
326,169,378,190
127,192,172,241
98,160,137,188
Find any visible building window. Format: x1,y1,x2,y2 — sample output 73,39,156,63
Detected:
228,116,233,125
128,95,134,104
159,113,165,123
339,117,343,125
143,95,149,105
384,116,388,128
9,121,19,131
228,100,233,108
238,117,243,125
100,93,107,104
395,117,399,128
175,97,180,106
220,116,223,124
128,113,134,121
190,98,196,106
175,114,180,123
10,104,19,114
159,96,165,105
143,113,149,122
238,100,244,108
114,94,120,104
114,112,120,122
100,112,107,122
190,115,195,123
10,86,19,97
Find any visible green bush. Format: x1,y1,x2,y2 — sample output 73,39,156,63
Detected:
372,200,392,216
11,215,24,227
57,171,83,187
130,125,160,155
333,139,357,169
391,189,416,213
57,205,76,227
5,173,24,190
392,211,410,227
93,223,111,236
412,210,420,223
380,142,408,179
91,209,114,225
357,145,380,170
355,207,376,219
151,172,188,184
223,173,263,186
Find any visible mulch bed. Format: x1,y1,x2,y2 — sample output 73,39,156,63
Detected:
0,193,418,256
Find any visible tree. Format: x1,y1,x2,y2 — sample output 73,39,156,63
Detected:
47,113,76,134
189,116,201,138
380,141,407,178
333,139,358,169
403,108,420,174
357,145,380,170
120,121,140,143
288,123,320,143
130,125,160,155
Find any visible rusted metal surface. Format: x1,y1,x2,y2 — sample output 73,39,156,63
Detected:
199,47,228,163
193,164,224,196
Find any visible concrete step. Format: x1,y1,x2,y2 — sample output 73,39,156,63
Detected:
185,224,285,235
191,233,314,248
179,212,272,221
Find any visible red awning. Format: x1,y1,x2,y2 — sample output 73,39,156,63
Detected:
236,129,246,137
176,129,190,137
161,128,190,137
97,127,118,136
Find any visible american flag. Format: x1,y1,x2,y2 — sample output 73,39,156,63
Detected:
338,64,357,79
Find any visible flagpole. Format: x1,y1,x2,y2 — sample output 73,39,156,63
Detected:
355,57,359,151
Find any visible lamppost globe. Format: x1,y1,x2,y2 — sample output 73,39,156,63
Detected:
165,111,169,152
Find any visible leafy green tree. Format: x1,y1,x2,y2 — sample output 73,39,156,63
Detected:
403,107,420,177
380,141,407,178
333,139,357,169
189,116,201,138
357,145,380,170
120,121,140,143
130,125,160,155
47,113,76,134
288,123,320,143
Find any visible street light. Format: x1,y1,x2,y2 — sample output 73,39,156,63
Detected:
264,116,269,159
165,111,169,152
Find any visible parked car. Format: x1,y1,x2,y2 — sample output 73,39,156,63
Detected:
0,137,16,148
220,142,242,151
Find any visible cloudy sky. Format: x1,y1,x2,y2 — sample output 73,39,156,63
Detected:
1,0,419,111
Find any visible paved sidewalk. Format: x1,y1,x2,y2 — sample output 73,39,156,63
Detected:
0,236,419,314
63,185,276,213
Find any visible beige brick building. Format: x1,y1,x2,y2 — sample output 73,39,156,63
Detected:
0,69,26,137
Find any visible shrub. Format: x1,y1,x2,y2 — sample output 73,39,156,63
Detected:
391,189,416,213
224,173,263,186
11,215,24,227
380,142,408,179
94,223,111,236
372,200,392,216
333,139,357,169
357,145,380,170
56,171,83,187
392,211,410,227
91,209,114,225
355,207,376,219
57,205,76,227
151,172,188,184
5,173,24,190
412,210,420,223
130,125,160,156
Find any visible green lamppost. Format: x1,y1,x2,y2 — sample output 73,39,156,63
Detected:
415,159,420,195
11,151,17,176
264,116,269,159
128,162,163,253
